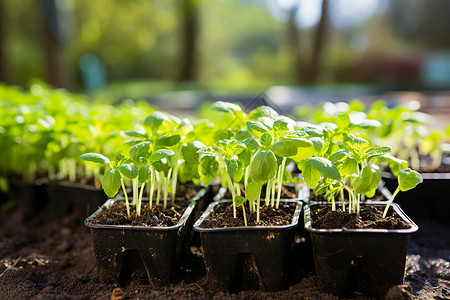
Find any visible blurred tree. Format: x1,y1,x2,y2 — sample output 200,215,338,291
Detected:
180,0,199,82
39,0,72,88
0,0,7,82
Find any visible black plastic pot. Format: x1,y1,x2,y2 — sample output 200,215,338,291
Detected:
194,199,302,292
85,198,195,286
8,179,47,216
383,171,450,223
304,202,418,298
47,181,107,219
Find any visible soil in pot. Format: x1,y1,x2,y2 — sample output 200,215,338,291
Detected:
306,202,418,298
194,199,302,292
90,200,190,227
200,202,297,228
311,205,411,230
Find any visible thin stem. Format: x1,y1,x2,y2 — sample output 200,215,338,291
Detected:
244,166,249,187
163,175,169,209
265,179,271,206
156,171,162,206
271,177,276,206
340,188,345,212
256,194,261,223
137,182,146,216
132,179,138,205
228,175,236,218
332,195,336,211
167,167,173,204
120,178,130,218
357,194,361,215
235,183,241,196
276,157,287,208
382,187,400,218
149,171,155,209
242,205,247,227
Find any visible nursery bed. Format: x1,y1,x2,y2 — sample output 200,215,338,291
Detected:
0,205,448,299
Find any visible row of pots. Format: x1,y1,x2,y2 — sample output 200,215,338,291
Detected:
80,183,417,298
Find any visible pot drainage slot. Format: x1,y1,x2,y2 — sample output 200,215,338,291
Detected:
118,250,147,285
230,253,263,292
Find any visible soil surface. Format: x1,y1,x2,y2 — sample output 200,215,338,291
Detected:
311,205,411,230
0,201,448,299
200,202,297,228
90,201,189,227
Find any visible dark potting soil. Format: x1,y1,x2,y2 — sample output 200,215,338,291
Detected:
0,202,448,299
311,205,411,230
90,201,188,227
201,202,296,228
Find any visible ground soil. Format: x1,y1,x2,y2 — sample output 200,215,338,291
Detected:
200,202,297,228
311,205,411,230
0,201,448,299
90,201,189,227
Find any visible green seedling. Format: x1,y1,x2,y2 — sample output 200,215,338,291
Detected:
382,168,423,218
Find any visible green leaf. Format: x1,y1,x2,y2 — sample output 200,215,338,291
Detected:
118,164,138,179
225,158,244,182
246,121,269,133
364,146,392,161
150,149,175,162
291,144,315,162
273,119,289,133
260,132,273,148
374,154,408,175
398,168,423,192
211,101,241,115
291,137,313,148
102,169,122,198
310,137,325,155
199,155,219,186
226,140,246,157
245,182,260,202
336,113,350,129
329,149,350,163
182,141,205,165
313,181,329,195
129,142,151,161
237,149,252,167
79,153,110,164
138,166,151,183
250,150,277,184
143,111,170,133
157,134,181,147
234,195,245,207
339,157,358,176
121,128,147,138
354,164,381,196
243,138,260,151
271,140,297,157
302,163,321,189
307,157,341,180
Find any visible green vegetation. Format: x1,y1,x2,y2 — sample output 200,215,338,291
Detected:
1,82,430,223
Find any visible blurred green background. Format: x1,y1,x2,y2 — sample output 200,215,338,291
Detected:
1,0,450,100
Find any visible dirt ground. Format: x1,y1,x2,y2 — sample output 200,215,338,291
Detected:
0,202,448,300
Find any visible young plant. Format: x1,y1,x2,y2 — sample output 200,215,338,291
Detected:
296,114,422,216
382,168,422,218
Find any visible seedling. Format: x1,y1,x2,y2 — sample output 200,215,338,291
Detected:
296,113,423,218
80,145,175,218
